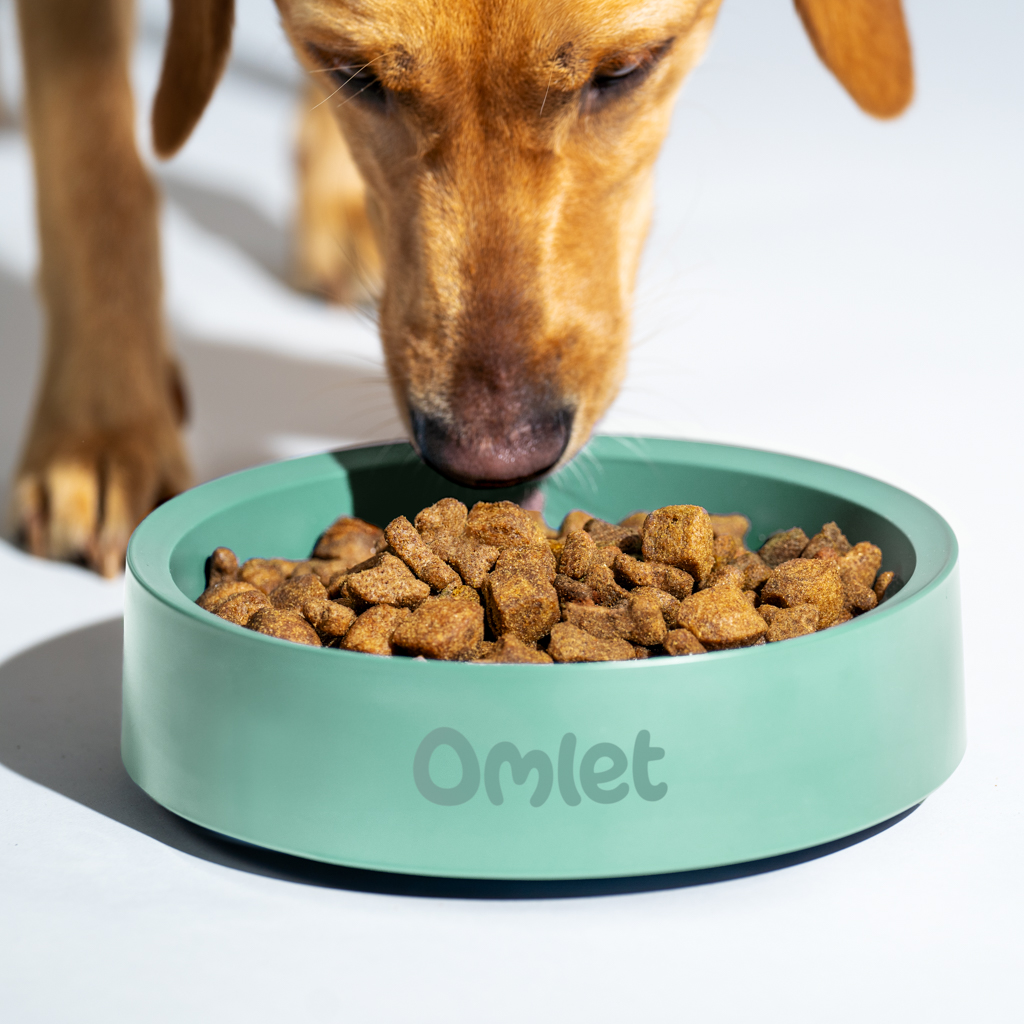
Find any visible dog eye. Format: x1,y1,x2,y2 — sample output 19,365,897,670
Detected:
327,63,388,109
586,42,672,108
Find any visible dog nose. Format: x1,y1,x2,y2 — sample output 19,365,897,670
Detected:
410,407,573,488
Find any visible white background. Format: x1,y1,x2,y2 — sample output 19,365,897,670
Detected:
1,0,1021,1020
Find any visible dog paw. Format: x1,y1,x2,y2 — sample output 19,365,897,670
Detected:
12,418,191,578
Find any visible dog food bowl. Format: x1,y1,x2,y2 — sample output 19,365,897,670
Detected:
122,436,964,880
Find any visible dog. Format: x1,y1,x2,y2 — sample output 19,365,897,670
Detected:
11,0,912,575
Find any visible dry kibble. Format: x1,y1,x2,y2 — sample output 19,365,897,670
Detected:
484,569,560,643
239,558,293,595
641,505,715,586
271,574,327,613
392,596,484,660
342,553,431,607
553,573,594,605
206,546,238,585
548,623,635,663
306,600,357,638
343,605,413,655
559,510,595,537
476,634,554,664
312,515,385,565
247,608,321,646
559,529,597,580
583,563,631,606
759,528,810,568
709,514,750,541
766,603,820,642
215,589,271,626
874,570,896,602
448,538,500,588
197,579,260,611
198,500,887,659
802,522,852,560
662,628,707,656
385,515,461,591
612,553,694,600
675,586,768,650
468,500,547,548
760,558,844,628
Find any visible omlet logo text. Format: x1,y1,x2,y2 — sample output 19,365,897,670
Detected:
413,728,667,807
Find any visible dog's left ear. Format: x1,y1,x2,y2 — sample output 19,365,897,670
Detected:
794,0,913,118
152,0,235,157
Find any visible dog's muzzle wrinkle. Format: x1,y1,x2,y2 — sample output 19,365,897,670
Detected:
410,406,573,488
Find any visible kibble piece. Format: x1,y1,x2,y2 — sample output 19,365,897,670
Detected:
839,542,883,589
760,558,844,628
802,522,852,560
874,570,896,602
438,582,482,602
494,545,556,583
448,538,500,588
247,608,322,646
467,501,547,548
484,570,560,643
525,509,558,539
675,586,768,650
289,558,354,584
548,623,635,663
392,596,485,660
476,634,554,664
559,510,595,537
559,529,597,580
563,603,631,640
713,535,745,566
702,563,747,590
214,589,271,626
342,605,413,656
732,551,773,590
385,515,461,591
766,603,820,642
554,573,594,605
305,599,357,638
640,585,682,624
197,579,261,611
342,553,431,607
206,547,239,585
271,574,328,613
312,515,385,565
593,545,622,567
662,628,708,656
830,608,854,627
626,588,669,646
240,558,292,595
618,511,650,532
641,505,715,586
415,498,469,560
612,553,694,600
584,518,642,554
759,528,810,568
583,563,631,606
709,514,750,542
758,604,780,625
742,590,757,606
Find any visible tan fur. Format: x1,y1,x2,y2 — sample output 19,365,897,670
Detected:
292,83,383,305
12,0,913,574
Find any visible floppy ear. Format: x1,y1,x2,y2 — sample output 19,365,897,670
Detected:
152,0,235,157
793,0,913,118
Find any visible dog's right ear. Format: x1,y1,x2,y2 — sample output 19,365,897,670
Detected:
152,0,235,158
794,0,913,118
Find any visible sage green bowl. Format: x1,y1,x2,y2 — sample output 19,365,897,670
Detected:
122,436,964,880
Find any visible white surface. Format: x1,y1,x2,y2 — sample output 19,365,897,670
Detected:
1,0,1022,1020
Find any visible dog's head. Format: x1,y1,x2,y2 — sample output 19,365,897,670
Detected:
155,0,912,487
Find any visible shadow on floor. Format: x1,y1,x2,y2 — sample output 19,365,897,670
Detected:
0,618,918,900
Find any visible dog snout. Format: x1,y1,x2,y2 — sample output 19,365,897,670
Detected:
410,406,573,488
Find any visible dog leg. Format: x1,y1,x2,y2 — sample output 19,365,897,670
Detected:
13,0,190,576
291,83,382,307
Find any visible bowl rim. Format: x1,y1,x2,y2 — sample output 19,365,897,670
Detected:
126,435,958,671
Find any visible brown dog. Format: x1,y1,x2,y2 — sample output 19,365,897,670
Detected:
12,0,912,575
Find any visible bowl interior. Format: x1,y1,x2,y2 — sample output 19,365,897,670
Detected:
164,439,919,606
